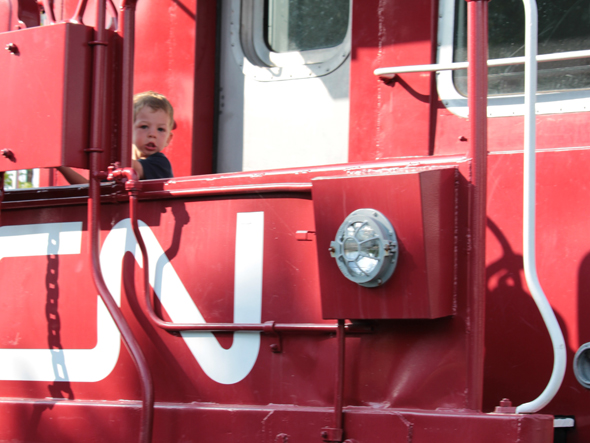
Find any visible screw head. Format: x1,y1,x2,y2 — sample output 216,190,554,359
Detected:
5,43,18,54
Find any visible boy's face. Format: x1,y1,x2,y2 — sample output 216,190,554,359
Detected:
133,106,173,159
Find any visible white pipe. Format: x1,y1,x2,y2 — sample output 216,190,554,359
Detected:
373,49,590,78
516,0,566,414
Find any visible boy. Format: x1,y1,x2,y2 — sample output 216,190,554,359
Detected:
57,91,174,183
131,91,174,179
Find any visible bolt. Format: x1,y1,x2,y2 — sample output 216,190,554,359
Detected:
5,43,18,54
459,136,468,142
321,431,328,439
1,149,15,161
499,398,512,407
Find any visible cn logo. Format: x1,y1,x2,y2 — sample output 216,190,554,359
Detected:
0,212,264,385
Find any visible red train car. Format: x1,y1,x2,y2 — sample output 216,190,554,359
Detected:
0,0,588,441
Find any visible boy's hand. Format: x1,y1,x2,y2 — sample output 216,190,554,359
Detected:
132,160,145,180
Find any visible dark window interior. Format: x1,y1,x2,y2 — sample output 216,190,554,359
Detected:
265,0,349,53
453,0,590,96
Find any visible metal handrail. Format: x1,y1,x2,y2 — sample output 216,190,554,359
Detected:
374,49,590,79
516,0,566,414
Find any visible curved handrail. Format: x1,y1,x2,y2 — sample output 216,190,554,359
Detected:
516,0,566,414
109,167,369,336
87,0,153,439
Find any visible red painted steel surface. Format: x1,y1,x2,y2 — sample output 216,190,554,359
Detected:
0,400,554,442
2,0,590,441
313,169,455,319
349,0,436,161
465,0,489,412
0,157,568,441
483,150,590,418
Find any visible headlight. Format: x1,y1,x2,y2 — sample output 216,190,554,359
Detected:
330,209,398,287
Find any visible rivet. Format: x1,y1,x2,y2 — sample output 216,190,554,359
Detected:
5,43,18,54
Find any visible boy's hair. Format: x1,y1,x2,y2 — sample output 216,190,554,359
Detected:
133,91,175,130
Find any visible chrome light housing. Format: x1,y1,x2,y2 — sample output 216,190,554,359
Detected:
330,209,398,287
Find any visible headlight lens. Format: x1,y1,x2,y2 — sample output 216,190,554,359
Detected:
330,209,398,287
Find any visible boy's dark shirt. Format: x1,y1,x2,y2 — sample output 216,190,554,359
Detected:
138,152,173,179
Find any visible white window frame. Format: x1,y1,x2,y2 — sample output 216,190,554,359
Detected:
232,0,352,81
437,0,590,118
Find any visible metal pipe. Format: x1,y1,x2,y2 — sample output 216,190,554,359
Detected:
0,182,312,210
374,49,590,78
320,319,346,443
120,0,138,168
95,168,371,339
90,175,154,442
516,0,566,414
123,178,367,334
334,318,345,435
428,0,440,155
88,3,153,442
139,183,312,200
465,0,489,412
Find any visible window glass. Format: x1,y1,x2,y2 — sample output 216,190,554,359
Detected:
265,0,349,53
453,0,590,96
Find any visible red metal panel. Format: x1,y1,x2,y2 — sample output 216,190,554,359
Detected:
0,400,553,442
0,155,568,440
134,0,213,178
349,0,435,162
0,23,93,171
482,149,590,443
312,168,456,319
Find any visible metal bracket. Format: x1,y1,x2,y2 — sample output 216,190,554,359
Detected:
263,321,283,353
321,427,343,442
494,398,517,414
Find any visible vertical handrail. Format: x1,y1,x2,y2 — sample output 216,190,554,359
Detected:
87,0,154,440
465,0,489,411
120,0,138,168
515,0,566,414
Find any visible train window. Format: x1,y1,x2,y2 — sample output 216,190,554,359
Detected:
437,0,590,117
453,0,590,96
232,0,351,81
265,0,349,53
